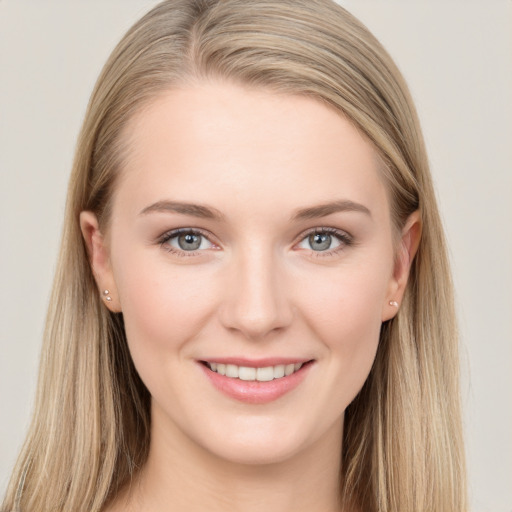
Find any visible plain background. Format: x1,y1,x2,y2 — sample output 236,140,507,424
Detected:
0,1,511,510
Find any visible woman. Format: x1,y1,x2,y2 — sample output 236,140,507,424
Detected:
2,1,467,511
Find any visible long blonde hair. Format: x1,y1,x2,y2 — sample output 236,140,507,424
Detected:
2,1,466,511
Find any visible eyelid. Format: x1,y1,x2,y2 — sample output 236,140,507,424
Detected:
295,226,353,241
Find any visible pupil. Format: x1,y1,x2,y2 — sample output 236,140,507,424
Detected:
310,233,331,251
178,233,201,250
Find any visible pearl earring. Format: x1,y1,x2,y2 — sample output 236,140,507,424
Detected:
103,290,112,302
389,300,399,308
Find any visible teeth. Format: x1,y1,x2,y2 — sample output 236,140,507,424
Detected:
207,362,306,381
274,365,285,379
256,366,274,382
284,363,295,376
225,364,239,378
239,366,256,381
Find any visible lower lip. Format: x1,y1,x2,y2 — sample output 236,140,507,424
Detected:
199,362,313,404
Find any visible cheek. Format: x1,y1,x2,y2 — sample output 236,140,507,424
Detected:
111,251,223,411
299,254,390,335
111,246,218,360
296,255,391,396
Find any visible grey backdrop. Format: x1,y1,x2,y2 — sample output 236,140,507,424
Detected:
1,1,511,510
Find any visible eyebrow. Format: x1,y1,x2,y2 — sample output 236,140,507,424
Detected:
139,200,225,221
139,199,371,222
291,200,371,221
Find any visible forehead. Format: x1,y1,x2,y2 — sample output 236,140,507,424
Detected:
114,82,389,222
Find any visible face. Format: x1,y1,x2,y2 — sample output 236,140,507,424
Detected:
82,82,416,465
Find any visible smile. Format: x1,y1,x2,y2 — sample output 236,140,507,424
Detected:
205,362,304,381
200,359,314,404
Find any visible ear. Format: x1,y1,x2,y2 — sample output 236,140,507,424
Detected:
382,210,422,321
80,211,121,313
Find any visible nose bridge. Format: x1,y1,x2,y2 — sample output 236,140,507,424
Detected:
220,243,293,339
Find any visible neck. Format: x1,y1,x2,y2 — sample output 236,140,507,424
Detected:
113,404,346,512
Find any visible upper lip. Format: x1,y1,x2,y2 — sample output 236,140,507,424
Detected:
199,357,313,368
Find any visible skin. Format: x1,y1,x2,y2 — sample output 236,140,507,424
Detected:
81,82,420,512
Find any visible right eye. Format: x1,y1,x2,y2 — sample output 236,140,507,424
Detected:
160,229,216,255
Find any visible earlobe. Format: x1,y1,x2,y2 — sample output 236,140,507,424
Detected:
382,210,422,321
79,211,121,312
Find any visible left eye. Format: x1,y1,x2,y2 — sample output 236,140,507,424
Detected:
165,230,214,251
297,231,342,252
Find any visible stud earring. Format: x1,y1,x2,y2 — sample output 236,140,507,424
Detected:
389,300,399,308
103,290,112,302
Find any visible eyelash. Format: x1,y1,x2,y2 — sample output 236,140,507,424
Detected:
298,227,353,258
157,227,353,258
157,228,216,257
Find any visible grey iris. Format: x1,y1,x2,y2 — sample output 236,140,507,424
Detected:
178,233,202,250
309,233,331,251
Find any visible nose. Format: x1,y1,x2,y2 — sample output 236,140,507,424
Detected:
218,247,294,340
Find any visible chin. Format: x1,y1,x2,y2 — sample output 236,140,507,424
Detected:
206,438,305,466
193,414,331,467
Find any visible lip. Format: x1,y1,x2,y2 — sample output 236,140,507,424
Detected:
201,357,311,367
198,358,314,404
